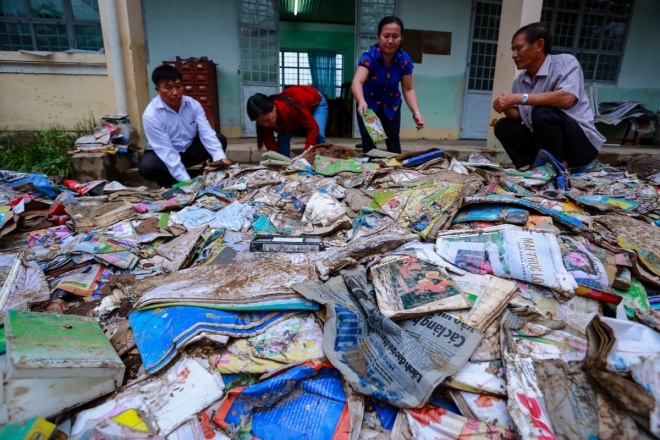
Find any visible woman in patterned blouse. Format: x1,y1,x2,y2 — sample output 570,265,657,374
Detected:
351,16,425,154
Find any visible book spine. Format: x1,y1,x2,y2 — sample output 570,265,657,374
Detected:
402,150,444,166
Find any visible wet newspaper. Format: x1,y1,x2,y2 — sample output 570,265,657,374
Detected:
292,265,482,408
435,225,577,294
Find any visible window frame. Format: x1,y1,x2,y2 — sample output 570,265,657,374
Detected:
541,0,633,83
0,0,103,52
467,0,502,92
279,50,344,99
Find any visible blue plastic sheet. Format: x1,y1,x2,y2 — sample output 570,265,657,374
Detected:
372,402,398,430
129,306,295,373
214,364,350,440
428,395,463,415
533,149,571,191
0,170,59,199
402,149,444,167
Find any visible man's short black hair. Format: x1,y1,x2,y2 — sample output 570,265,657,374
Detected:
151,65,182,86
513,22,552,54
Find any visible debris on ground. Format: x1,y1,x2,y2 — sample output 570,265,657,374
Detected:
1,142,659,439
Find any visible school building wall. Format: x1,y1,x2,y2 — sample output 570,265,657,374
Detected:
142,0,244,137
597,0,660,114
1,0,657,141
0,53,114,133
398,0,472,140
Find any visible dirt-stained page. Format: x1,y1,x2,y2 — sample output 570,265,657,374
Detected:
436,225,577,295
292,265,482,408
370,255,470,320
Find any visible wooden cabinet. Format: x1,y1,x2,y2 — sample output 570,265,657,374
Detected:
162,57,220,131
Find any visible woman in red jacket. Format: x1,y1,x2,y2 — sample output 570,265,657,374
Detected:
247,85,328,157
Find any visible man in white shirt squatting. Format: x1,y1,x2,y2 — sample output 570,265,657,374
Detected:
139,65,231,187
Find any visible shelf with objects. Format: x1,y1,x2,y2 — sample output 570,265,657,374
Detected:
162,57,221,132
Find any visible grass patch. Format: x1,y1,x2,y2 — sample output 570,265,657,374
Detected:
0,125,75,178
74,112,98,138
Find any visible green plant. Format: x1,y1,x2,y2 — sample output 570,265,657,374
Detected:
0,125,74,177
74,112,98,138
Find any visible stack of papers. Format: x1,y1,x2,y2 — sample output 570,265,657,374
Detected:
133,250,319,311
129,306,296,373
596,100,658,125
2,311,124,423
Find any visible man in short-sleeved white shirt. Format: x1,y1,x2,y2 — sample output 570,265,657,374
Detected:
492,22,605,169
139,65,231,187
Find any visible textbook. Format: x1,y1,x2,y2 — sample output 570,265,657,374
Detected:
2,310,124,423
65,201,136,232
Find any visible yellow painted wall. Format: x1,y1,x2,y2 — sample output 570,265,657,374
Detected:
0,73,115,132
0,54,115,132
0,0,150,135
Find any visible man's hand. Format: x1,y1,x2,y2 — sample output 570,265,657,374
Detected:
492,93,522,113
204,157,232,171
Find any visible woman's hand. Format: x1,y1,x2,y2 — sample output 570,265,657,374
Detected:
351,66,370,115
357,100,369,116
413,112,425,129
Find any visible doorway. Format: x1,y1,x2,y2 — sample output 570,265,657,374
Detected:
277,0,357,138
237,0,280,137
238,0,398,139
460,0,502,140
352,0,397,138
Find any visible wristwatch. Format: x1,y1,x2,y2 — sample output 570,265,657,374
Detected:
521,93,529,104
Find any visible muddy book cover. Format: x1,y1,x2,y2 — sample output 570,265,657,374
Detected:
370,255,469,320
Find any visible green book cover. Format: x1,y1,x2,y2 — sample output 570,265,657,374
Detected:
5,310,124,379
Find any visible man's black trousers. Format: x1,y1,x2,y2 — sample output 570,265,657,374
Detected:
494,106,598,168
139,132,227,188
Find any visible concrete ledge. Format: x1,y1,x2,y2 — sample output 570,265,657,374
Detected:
115,138,660,186
226,149,251,164
71,152,133,183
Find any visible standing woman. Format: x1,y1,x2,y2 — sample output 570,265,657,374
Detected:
352,16,424,154
246,85,328,157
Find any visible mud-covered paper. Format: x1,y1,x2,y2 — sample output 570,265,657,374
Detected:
370,255,470,320
436,225,577,295
292,265,482,408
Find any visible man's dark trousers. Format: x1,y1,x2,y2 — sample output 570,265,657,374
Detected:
139,132,227,187
494,106,598,169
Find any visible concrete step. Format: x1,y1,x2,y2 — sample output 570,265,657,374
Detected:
84,137,660,187
120,167,160,189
